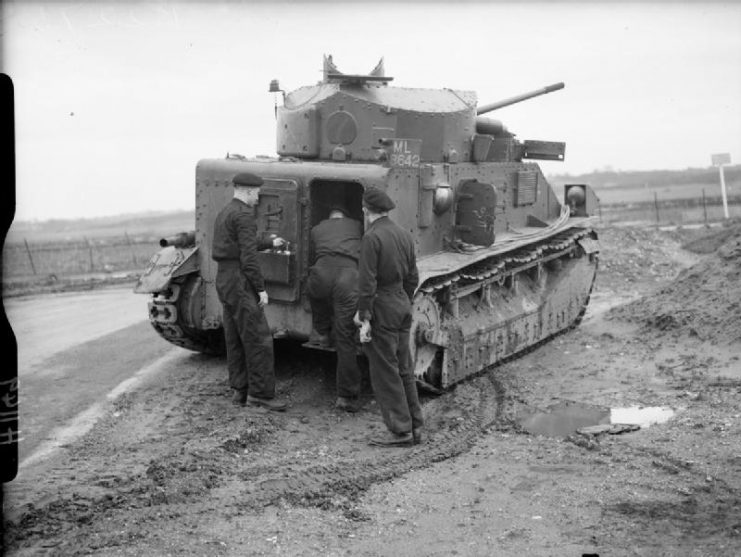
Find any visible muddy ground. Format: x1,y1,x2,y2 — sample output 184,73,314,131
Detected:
4,221,741,556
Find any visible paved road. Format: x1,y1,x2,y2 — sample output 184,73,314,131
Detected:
4,285,187,468
6,286,149,372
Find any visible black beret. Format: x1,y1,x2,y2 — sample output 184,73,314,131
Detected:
233,172,263,187
328,202,349,216
362,188,395,212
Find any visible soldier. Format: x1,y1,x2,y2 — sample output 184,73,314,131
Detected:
307,203,364,412
211,172,288,411
354,188,424,446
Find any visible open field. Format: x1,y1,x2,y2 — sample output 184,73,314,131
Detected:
3,169,741,296
567,180,739,206
5,211,194,243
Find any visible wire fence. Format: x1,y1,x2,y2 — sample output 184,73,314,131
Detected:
2,234,161,280
599,191,741,227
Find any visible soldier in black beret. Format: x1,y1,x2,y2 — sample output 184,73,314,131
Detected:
232,172,264,187
210,172,288,411
354,188,424,446
307,201,364,412
361,187,396,212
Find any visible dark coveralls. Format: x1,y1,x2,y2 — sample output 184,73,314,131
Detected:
307,217,363,398
357,216,424,435
211,198,276,399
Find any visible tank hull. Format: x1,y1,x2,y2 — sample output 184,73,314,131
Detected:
135,155,599,389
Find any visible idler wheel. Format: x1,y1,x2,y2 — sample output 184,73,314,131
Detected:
410,293,441,380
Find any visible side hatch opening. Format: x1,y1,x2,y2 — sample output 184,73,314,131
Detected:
309,180,365,229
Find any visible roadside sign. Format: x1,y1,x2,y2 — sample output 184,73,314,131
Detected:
710,153,731,219
711,153,731,166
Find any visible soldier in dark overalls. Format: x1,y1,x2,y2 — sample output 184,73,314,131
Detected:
355,188,424,446
307,203,364,412
211,172,288,411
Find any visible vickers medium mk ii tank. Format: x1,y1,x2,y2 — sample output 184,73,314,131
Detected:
134,55,600,391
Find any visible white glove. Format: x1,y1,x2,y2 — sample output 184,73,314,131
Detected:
269,234,286,248
359,321,372,343
353,311,371,343
353,311,363,327
258,291,269,307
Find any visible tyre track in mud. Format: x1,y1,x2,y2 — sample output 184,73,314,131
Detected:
232,275,594,510
128,357,513,513
5,385,506,554
242,381,502,509
233,344,554,510
5,300,584,553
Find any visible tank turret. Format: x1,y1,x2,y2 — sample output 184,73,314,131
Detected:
273,55,475,164
273,56,566,165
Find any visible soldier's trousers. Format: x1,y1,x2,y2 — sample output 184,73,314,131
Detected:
363,289,424,434
215,261,275,399
307,259,361,398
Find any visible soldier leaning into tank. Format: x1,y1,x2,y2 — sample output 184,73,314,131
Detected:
211,172,289,411
354,188,425,446
307,202,365,413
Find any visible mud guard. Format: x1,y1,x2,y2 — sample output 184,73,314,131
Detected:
133,245,199,294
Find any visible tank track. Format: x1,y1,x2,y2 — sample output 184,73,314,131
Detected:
412,226,599,388
147,276,225,355
420,227,595,294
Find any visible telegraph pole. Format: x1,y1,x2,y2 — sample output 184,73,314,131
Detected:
711,153,731,219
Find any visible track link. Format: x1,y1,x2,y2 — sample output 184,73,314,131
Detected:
147,276,224,354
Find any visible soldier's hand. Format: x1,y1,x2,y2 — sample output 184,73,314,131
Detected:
258,290,269,307
353,311,363,327
270,235,286,249
359,321,372,343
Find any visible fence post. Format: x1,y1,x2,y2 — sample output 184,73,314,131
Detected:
85,237,95,271
653,191,660,226
702,188,708,225
124,230,137,266
23,239,37,275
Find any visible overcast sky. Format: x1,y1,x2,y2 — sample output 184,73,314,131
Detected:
3,1,741,221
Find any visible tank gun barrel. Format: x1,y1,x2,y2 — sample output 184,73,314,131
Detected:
476,82,564,115
159,231,196,249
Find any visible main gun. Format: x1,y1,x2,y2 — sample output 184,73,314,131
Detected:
474,82,567,162
476,82,564,116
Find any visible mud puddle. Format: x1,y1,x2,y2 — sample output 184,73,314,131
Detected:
517,400,675,437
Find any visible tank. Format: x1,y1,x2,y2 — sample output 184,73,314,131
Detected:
134,55,600,391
